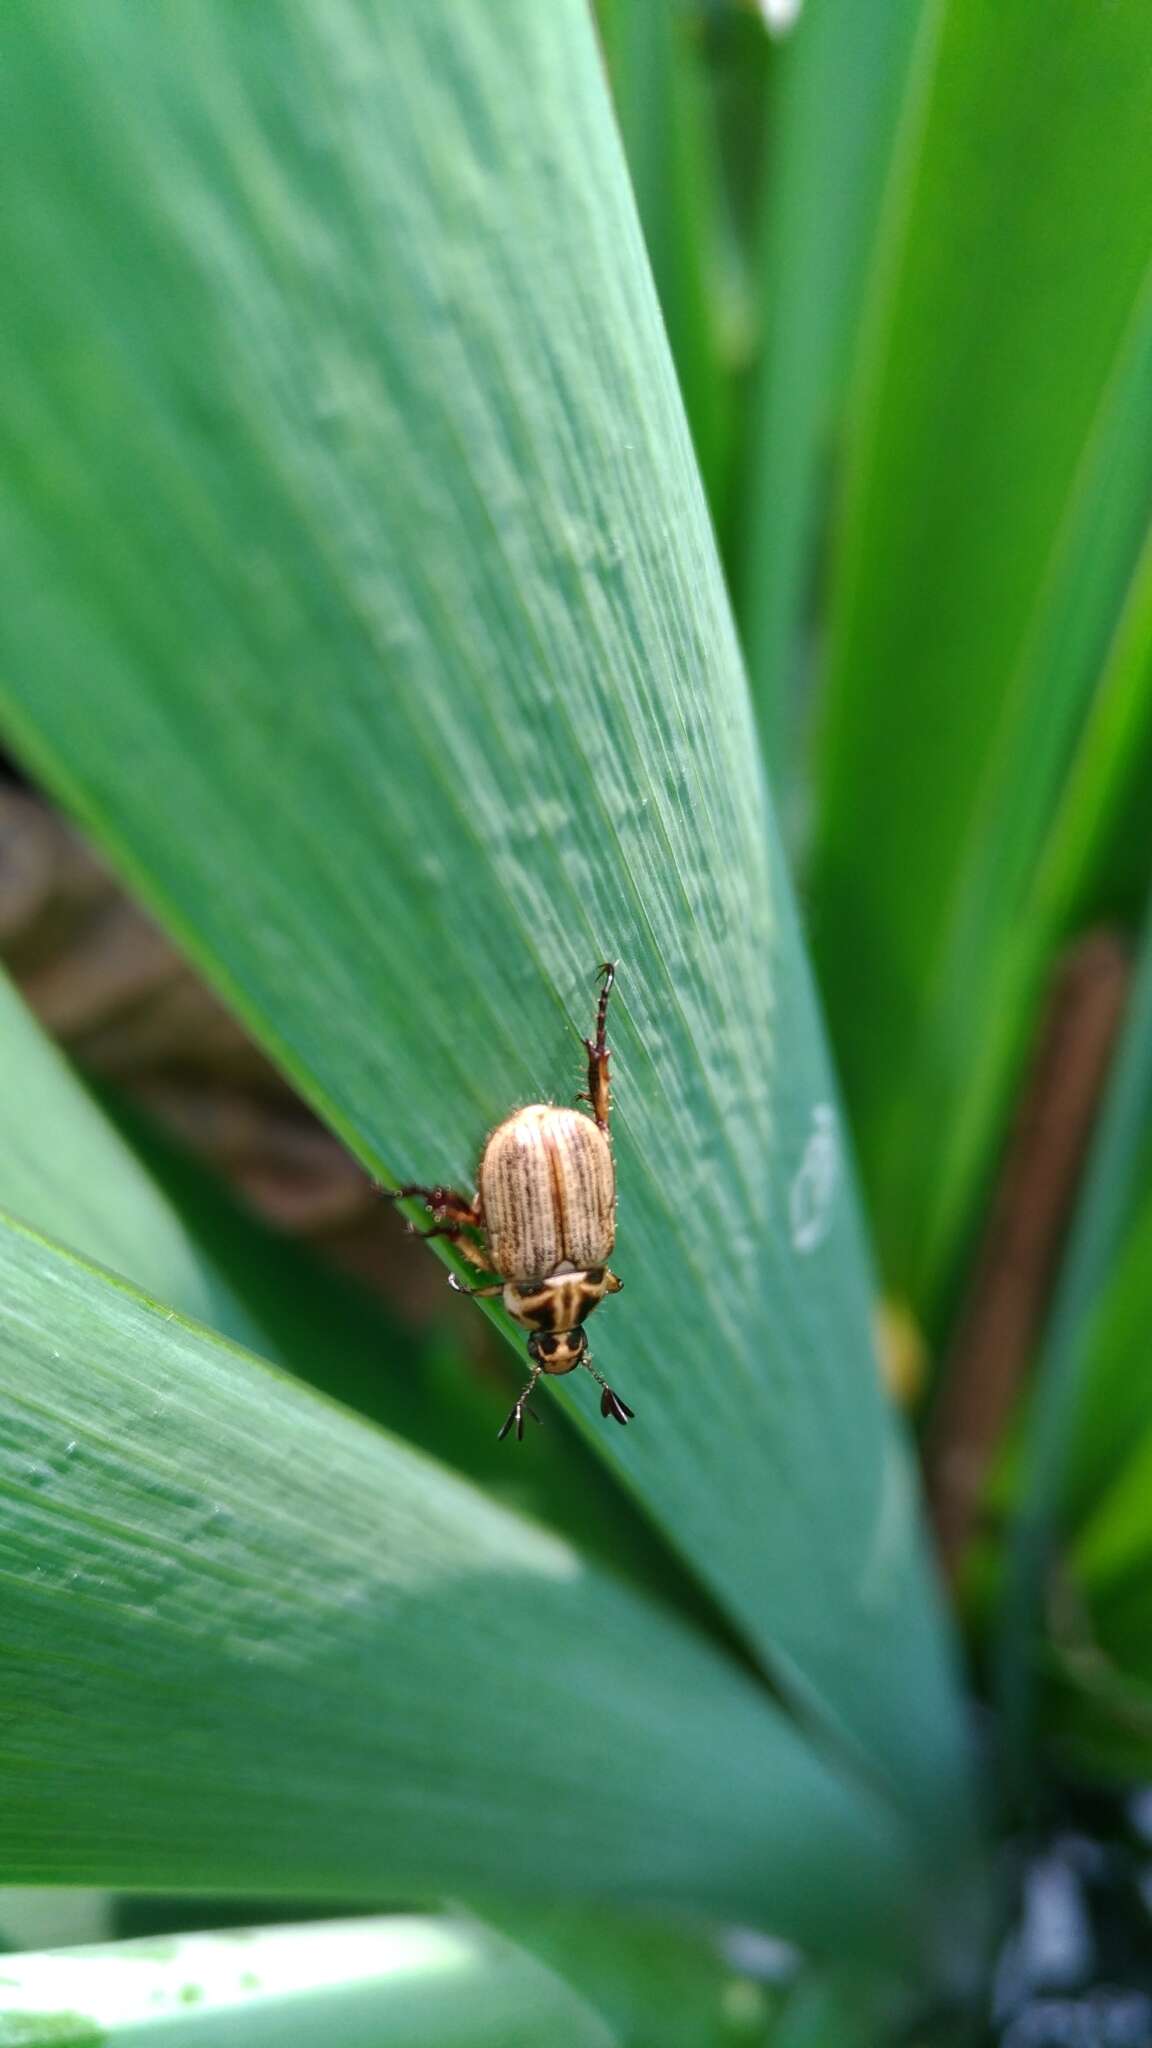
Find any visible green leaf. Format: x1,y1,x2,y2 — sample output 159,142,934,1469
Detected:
0,963,265,1350
0,0,970,1855
484,1905,777,2048
995,887,1152,1792
1027,516,1152,940
597,0,738,531
739,0,922,785
1053,1179,1152,1530
768,1972,887,2048
0,1211,919,1952
808,0,1152,1309
0,1917,618,2048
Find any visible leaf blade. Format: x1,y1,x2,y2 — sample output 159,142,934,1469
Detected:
809,0,1152,1306
0,1210,918,1952
0,1918,619,2048
995,887,1152,1793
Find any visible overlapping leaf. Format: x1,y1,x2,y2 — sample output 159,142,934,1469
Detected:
0,1918,617,2048
0,1212,917,1950
809,0,1152,1313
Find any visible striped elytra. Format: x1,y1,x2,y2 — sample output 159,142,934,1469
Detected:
477,1103,615,1279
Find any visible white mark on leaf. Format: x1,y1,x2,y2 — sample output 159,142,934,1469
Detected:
789,1104,839,1253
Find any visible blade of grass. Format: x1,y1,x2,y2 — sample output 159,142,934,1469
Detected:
0,1209,921,1952
809,0,1152,1310
0,1917,618,2048
0,0,970,1854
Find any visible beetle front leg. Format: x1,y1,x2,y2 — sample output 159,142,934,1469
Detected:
579,960,616,1133
497,1366,543,1443
581,1353,634,1426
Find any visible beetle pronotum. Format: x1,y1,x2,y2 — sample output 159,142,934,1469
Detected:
389,963,632,1442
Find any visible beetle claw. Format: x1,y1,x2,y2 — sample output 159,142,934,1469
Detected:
600,1387,634,1426
498,1401,542,1443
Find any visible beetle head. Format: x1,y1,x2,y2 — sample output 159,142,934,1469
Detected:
528,1327,587,1376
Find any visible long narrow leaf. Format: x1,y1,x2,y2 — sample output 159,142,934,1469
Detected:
597,0,736,528
0,1210,918,1952
0,965,262,1348
809,0,1152,1308
0,1918,617,2048
740,0,922,781
996,888,1152,1795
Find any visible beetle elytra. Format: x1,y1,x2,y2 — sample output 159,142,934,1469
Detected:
389,963,632,1442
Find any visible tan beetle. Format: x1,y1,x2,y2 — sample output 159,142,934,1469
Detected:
389,963,632,1441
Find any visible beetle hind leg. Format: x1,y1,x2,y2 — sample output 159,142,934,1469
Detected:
579,960,616,1132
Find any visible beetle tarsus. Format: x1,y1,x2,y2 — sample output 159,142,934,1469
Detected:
582,960,617,1132
600,1386,634,1425
581,1352,634,1426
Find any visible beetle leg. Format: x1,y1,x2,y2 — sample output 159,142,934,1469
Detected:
388,1183,479,1229
385,1184,492,1270
581,1352,633,1418
497,1367,543,1443
600,1386,635,1425
579,960,616,1132
448,1275,503,1298
581,1354,634,1426
412,1230,495,1279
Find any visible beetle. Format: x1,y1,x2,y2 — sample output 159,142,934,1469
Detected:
388,962,633,1442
